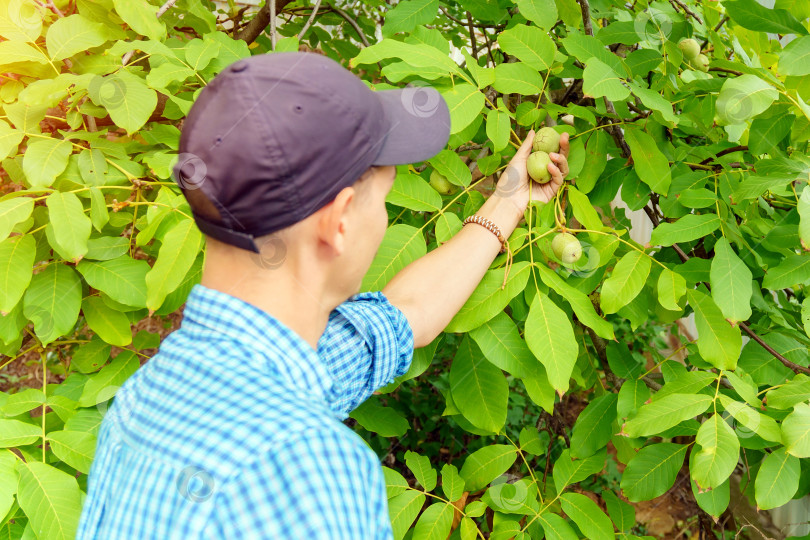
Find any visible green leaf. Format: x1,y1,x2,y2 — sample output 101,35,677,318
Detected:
459,444,517,491
435,212,463,244
145,61,195,89
799,186,810,250
570,393,618,459
755,448,800,510
627,81,678,125
657,267,686,311
749,113,794,156
23,263,82,345
82,295,132,346
691,476,729,517
77,255,150,308
0,419,41,447
46,191,91,263
185,35,220,71
497,24,555,72
724,0,808,35
779,36,810,76
383,466,409,498
445,261,530,333
17,461,83,540
623,394,712,437
0,235,34,314
709,238,752,323
583,58,629,101
22,138,72,188
718,395,782,442
89,187,109,231
440,463,465,502
486,109,511,153
450,336,508,433
552,448,606,492
782,402,810,458
429,149,472,187
624,128,671,195
525,292,578,395
515,0,558,29
690,414,739,490
0,197,33,244
89,71,158,134
765,375,810,409
469,312,535,377
0,41,49,65
560,492,615,540
388,491,426,540
363,224,426,292
602,490,635,532
145,218,202,311
686,288,742,370
382,0,438,36
716,74,779,126
352,39,461,76
349,398,409,437
763,254,810,290
78,351,138,407
412,502,454,540
537,512,579,540
112,0,166,40
70,335,111,374
620,443,688,502
492,62,545,95
0,119,24,161
405,450,437,491
650,214,721,247
46,14,109,61
536,265,614,339
732,174,795,202
440,83,486,134
600,251,652,315
1,388,45,416
47,430,96,474
386,172,442,211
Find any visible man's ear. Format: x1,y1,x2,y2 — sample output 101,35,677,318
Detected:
317,185,355,256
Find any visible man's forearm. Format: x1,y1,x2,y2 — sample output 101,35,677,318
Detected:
383,192,523,348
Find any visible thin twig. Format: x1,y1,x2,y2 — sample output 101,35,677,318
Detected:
466,11,478,60
699,145,747,165
709,66,743,76
269,0,277,50
668,0,702,25
713,15,729,32
121,0,178,65
739,323,810,376
333,7,370,47
298,0,322,40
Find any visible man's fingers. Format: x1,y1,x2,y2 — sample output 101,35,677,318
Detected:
559,132,571,159
548,161,565,185
515,129,535,159
548,152,569,177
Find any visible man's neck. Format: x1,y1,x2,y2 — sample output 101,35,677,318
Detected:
200,261,336,351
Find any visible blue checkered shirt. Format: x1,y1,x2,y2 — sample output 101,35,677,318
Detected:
76,283,414,539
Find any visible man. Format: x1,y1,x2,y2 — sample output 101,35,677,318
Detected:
77,52,569,539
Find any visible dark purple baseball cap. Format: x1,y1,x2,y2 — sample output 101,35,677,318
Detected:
172,52,451,253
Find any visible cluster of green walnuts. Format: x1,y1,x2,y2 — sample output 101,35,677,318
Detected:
678,38,709,72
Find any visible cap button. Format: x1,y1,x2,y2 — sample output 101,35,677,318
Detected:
231,60,249,72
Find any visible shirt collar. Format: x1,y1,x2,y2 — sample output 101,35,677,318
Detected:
180,283,337,403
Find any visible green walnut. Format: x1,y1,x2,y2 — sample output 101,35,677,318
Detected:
694,54,710,72
527,151,552,184
678,38,700,61
532,127,561,154
429,170,457,195
552,232,582,264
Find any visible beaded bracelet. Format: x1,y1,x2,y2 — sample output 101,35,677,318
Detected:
462,214,514,289
462,214,507,253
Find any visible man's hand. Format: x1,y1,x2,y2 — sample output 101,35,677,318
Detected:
494,130,571,216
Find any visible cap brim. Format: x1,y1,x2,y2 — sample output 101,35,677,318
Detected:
371,86,451,166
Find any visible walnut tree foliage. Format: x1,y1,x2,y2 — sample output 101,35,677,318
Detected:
0,0,810,538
